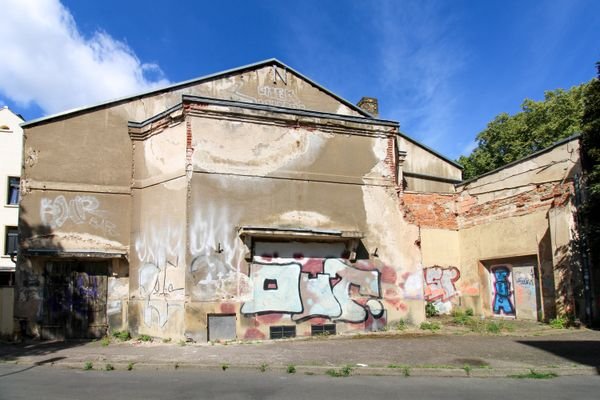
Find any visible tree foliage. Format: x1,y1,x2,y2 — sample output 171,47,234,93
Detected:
581,63,600,253
458,83,589,180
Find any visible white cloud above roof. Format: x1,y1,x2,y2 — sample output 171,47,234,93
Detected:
0,0,170,115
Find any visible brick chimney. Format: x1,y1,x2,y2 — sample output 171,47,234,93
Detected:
357,97,379,117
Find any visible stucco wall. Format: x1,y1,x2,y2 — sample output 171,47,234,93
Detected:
123,109,426,341
0,107,23,271
397,136,462,193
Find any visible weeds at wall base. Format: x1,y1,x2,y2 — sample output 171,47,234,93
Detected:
111,330,131,341
509,369,558,379
420,321,441,331
325,365,353,377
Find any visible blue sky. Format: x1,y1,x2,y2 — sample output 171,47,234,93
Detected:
0,0,598,160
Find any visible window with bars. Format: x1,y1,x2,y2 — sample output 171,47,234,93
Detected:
7,177,19,205
311,324,336,336
269,325,296,339
4,226,18,255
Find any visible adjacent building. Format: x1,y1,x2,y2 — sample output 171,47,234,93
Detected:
1,106,23,337
13,60,594,341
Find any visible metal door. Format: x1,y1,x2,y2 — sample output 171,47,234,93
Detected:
43,261,108,339
512,264,538,320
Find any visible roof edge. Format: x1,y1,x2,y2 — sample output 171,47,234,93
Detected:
398,131,464,170
456,133,581,187
21,58,372,128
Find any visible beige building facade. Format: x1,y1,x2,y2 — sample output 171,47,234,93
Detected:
14,60,592,341
0,106,23,337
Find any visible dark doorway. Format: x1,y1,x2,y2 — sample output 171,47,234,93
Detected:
42,261,108,340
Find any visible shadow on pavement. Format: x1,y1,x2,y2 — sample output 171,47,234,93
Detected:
0,340,89,363
517,340,600,373
0,356,66,378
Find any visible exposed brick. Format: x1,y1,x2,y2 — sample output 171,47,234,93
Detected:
402,192,458,229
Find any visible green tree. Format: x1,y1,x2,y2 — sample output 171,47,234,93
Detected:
581,63,600,254
459,83,589,180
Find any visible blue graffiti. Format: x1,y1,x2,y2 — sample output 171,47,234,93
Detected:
492,266,515,316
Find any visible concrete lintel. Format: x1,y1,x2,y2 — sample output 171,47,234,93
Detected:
21,249,127,259
238,226,363,262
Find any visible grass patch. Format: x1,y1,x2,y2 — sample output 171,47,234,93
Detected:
100,336,110,347
221,363,229,371
105,363,114,371
549,315,569,329
387,365,411,376
387,364,407,368
286,364,296,374
83,362,93,371
325,365,353,377
509,369,558,379
394,319,408,331
420,321,441,331
462,318,516,334
178,340,187,346
138,334,153,342
486,321,502,334
259,363,268,373
127,362,134,371
162,337,172,343
451,310,474,326
111,330,131,341
425,302,439,317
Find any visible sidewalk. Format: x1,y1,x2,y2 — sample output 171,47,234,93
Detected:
1,326,599,378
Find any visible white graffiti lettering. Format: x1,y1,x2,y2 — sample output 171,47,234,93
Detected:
40,195,117,236
241,258,384,323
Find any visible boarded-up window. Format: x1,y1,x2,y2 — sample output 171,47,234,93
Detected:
207,314,237,341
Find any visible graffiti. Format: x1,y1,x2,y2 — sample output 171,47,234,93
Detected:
491,266,515,316
240,263,302,314
40,195,117,236
423,266,460,314
139,262,183,328
189,205,250,301
136,223,184,328
515,274,534,287
423,266,460,302
107,278,128,317
241,258,383,323
72,274,101,317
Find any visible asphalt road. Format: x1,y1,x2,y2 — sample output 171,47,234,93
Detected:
0,364,599,400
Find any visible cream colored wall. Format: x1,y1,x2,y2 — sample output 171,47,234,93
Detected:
0,107,23,271
458,139,580,202
397,137,461,193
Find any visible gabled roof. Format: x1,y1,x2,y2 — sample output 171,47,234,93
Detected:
22,58,373,128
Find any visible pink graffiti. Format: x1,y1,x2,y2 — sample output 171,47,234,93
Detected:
423,266,460,302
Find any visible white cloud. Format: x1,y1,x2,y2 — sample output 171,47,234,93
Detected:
0,0,170,115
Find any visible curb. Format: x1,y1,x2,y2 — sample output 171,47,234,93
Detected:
4,359,598,378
